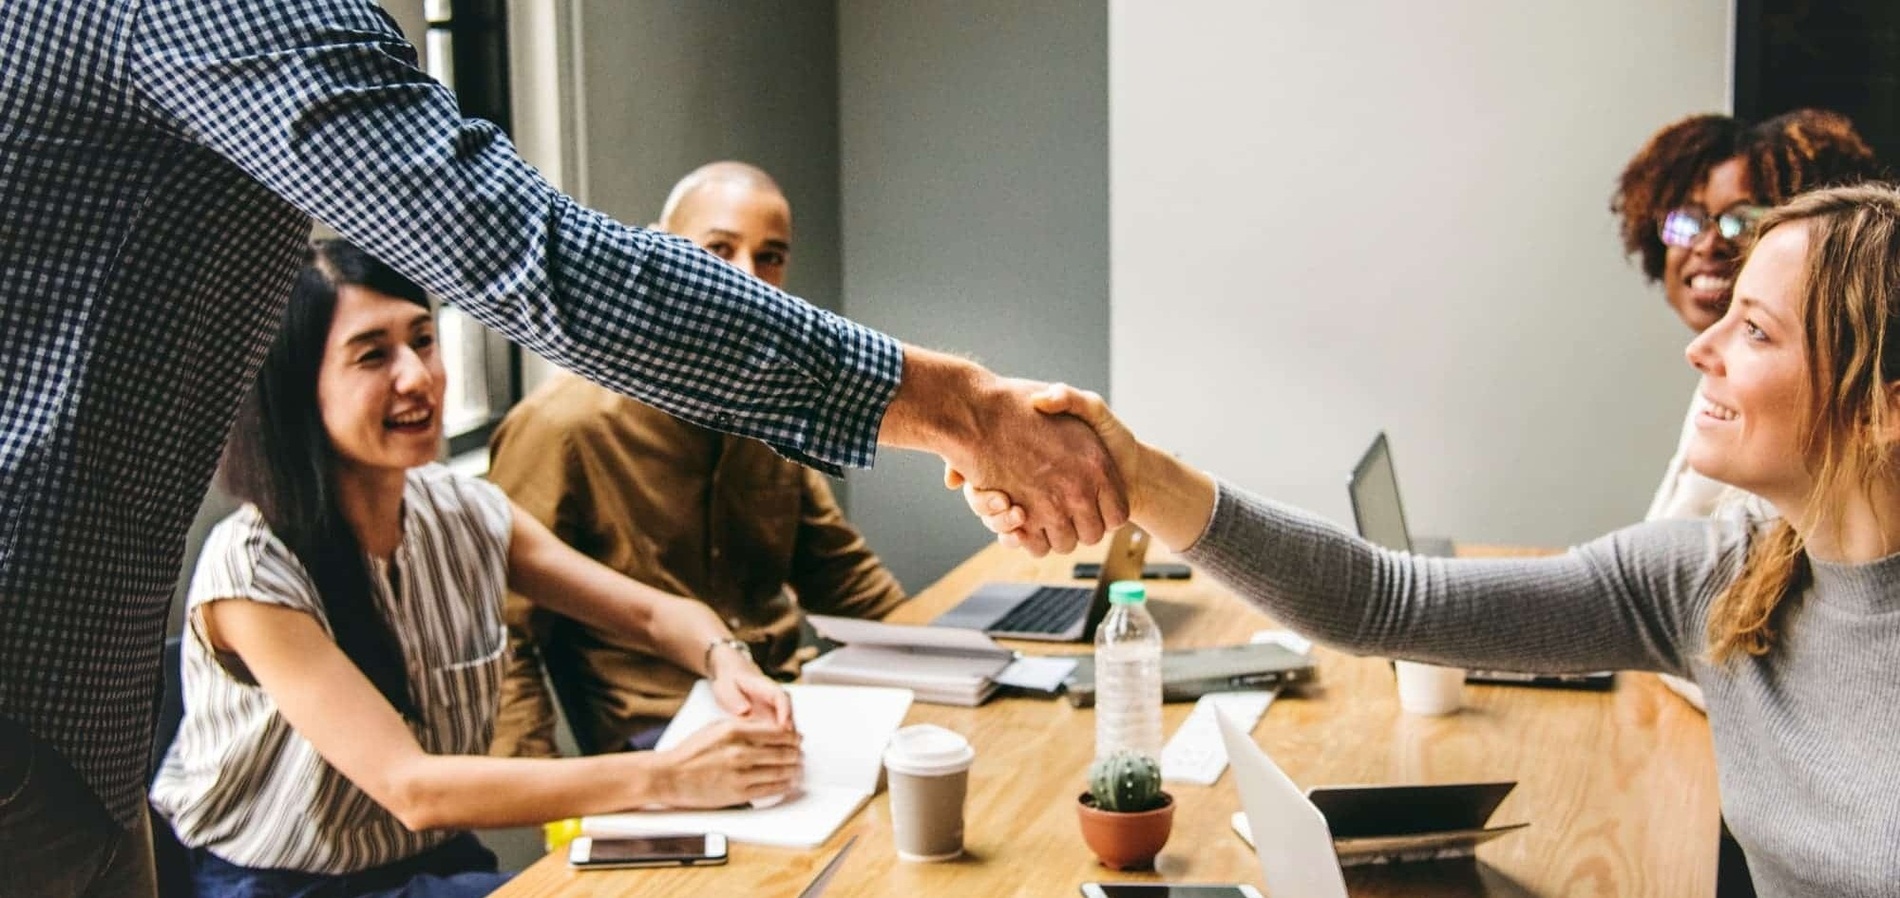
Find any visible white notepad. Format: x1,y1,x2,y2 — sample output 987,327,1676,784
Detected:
580,681,913,848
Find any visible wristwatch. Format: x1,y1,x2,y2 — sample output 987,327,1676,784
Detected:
704,636,755,676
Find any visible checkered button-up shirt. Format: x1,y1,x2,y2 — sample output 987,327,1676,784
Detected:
0,0,901,826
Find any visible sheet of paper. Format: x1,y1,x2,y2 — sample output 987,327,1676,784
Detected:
591,682,914,848
992,655,1077,692
655,681,912,795
583,785,872,849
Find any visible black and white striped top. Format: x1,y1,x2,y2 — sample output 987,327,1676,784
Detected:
152,465,512,874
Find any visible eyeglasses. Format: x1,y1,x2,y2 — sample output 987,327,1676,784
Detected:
1658,205,1768,249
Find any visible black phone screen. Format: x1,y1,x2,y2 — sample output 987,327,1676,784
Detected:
1073,562,1191,580
587,835,711,863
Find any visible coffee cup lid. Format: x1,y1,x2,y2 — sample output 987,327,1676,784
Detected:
883,724,974,775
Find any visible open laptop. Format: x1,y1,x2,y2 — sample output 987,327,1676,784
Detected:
1218,711,1351,898
1217,713,1525,894
1347,433,1614,690
929,525,1150,642
1348,432,1453,558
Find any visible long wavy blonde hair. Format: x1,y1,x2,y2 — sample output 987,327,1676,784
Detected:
1708,184,1900,662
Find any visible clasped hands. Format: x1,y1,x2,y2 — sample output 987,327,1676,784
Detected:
943,382,1144,556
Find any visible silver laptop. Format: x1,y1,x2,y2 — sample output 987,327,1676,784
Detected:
1219,712,1351,898
1347,433,1614,690
930,525,1150,642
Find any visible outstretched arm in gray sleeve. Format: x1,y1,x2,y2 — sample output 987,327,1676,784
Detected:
1182,482,1744,677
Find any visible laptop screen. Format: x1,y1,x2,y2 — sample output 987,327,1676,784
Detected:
1347,432,1414,553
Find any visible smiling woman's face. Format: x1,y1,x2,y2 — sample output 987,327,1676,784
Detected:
1683,221,1811,504
316,285,444,474
1662,158,1759,334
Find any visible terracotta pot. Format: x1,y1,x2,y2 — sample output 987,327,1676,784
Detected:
1076,790,1175,870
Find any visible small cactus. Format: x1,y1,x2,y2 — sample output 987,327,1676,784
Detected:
1088,750,1165,813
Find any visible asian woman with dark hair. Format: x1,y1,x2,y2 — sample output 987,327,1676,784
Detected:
153,240,799,897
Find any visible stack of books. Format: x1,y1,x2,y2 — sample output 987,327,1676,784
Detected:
799,616,1017,706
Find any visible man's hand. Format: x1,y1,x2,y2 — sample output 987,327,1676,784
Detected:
953,383,1219,554
878,348,1127,556
950,384,1145,549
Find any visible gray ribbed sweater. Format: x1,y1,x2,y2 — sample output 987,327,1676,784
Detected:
1180,481,1900,898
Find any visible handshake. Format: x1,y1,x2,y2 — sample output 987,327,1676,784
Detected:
942,381,1146,556
881,348,1213,555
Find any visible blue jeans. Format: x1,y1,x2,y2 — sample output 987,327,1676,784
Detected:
0,715,157,898
191,833,511,898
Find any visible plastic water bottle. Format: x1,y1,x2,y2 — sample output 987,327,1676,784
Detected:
1094,580,1163,760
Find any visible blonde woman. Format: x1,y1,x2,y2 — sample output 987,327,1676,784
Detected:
966,185,1900,896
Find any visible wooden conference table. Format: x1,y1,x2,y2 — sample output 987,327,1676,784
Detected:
497,542,1719,897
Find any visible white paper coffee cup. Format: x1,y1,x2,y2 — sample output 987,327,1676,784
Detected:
882,724,975,862
1395,661,1464,715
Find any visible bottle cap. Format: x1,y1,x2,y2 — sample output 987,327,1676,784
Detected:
1108,581,1147,604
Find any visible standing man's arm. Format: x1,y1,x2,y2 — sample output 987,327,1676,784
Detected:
787,470,907,621
128,0,1120,552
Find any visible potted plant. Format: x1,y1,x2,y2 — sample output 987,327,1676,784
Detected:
1076,750,1175,870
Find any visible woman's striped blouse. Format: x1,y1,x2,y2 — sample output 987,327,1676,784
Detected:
151,465,512,874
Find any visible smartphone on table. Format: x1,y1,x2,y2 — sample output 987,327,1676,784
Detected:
567,833,728,869
1078,886,1263,898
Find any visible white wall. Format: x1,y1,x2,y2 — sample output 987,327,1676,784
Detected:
1111,1,1733,546
839,0,1110,588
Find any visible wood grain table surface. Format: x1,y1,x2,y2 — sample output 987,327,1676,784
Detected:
495,541,1718,898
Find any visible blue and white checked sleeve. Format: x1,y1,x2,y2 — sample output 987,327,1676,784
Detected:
126,0,901,474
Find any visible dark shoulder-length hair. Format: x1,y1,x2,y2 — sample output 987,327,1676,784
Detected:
1613,109,1882,284
1612,113,1746,283
219,238,431,718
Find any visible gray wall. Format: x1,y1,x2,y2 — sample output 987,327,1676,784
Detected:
518,0,846,392
571,1,842,313
1109,0,1733,547
837,0,1111,588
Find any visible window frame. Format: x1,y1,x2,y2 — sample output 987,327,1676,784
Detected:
423,0,523,457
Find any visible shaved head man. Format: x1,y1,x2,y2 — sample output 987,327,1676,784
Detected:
488,163,907,757
656,161,793,288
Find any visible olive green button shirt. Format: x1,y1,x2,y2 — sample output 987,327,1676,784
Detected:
487,374,906,756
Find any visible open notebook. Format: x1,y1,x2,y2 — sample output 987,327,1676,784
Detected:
580,681,913,848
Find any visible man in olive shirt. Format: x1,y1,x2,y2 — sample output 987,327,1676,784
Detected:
489,163,906,756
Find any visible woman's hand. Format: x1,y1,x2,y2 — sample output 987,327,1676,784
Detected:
709,645,795,729
652,718,803,808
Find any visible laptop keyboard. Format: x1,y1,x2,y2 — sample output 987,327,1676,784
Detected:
989,586,1094,634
